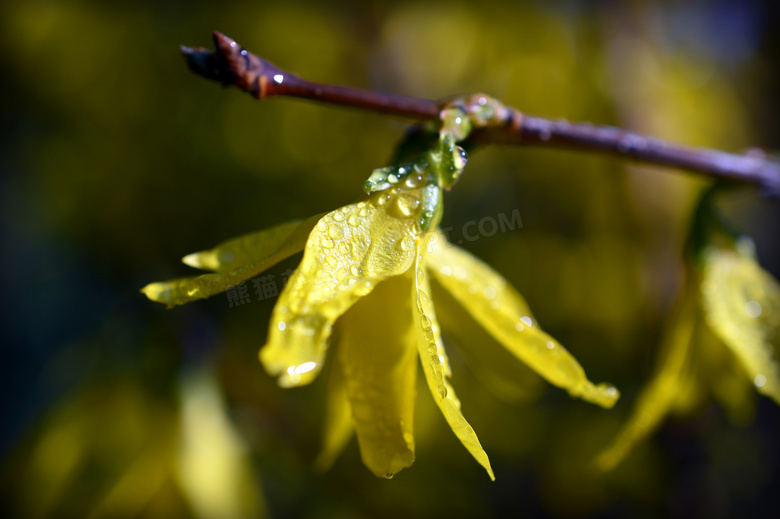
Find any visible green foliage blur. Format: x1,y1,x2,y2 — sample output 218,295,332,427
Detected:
2,0,779,517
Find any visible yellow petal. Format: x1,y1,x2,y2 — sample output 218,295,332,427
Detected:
141,217,320,308
413,251,495,480
260,184,424,387
431,279,544,403
182,220,305,272
176,369,265,519
313,359,354,473
697,321,757,425
336,274,417,478
425,232,619,408
596,292,697,471
701,238,780,403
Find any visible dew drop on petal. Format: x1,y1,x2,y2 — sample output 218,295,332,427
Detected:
453,266,467,280
332,210,346,222
398,236,415,252
278,321,287,331
755,374,767,388
439,265,452,276
745,300,762,318
320,236,334,249
295,361,317,374
546,341,555,349
347,214,360,227
520,316,533,327
515,322,524,332
483,286,497,300
328,224,344,240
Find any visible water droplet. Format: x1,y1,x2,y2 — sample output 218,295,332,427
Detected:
483,286,497,300
320,236,334,249
388,174,399,184
392,194,421,218
325,255,338,268
347,214,360,227
606,386,617,396
350,265,362,277
520,316,533,327
398,236,415,252
453,266,467,280
333,211,346,222
317,220,328,231
376,193,392,206
338,242,352,255
438,386,448,399
546,341,555,349
278,321,287,331
755,374,767,388
420,315,432,332
405,174,424,189
515,322,524,332
336,267,349,282
328,224,344,240
745,300,762,318
439,265,452,276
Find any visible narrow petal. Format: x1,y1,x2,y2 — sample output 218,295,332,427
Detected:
425,232,619,408
413,252,495,480
336,275,417,478
313,357,354,473
596,293,697,471
182,220,306,272
431,281,545,403
260,185,423,387
141,217,319,308
701,238,780,403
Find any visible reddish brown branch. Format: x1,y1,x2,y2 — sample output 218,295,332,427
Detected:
181,32,779,197
181,32,438,119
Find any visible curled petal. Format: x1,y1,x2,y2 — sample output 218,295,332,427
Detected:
413,252,495,480
260,185,423,387
336,275,417,478
597,293,697,471
142,217,319,308
701,239,780,404
425,233,619,409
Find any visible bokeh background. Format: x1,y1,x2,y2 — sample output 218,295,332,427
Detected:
2,0,780,517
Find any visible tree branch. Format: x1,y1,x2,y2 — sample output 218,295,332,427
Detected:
182,31,780,197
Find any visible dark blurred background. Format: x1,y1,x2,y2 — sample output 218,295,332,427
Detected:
2,0,779,517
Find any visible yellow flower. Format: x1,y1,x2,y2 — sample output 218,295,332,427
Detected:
597,237,780,471
144,170,619,480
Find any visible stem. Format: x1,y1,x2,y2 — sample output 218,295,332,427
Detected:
181,32,438,119
181,32,780,197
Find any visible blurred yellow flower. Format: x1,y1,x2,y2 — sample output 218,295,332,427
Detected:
144,168,619,479
598,236,780,471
